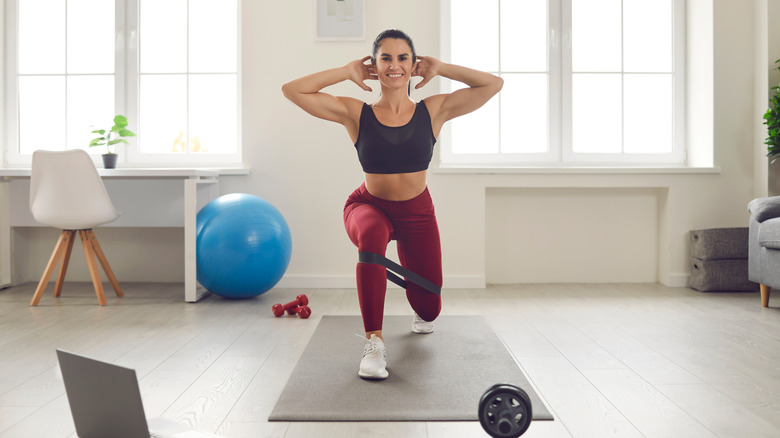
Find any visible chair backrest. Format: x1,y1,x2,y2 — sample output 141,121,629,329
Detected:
30,150,120,230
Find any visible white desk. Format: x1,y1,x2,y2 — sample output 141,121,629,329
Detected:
0,168,228,302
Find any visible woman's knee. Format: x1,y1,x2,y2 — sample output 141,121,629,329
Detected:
407,287,442,321
345,210,392,252
358,221,391,249
414,303,441,322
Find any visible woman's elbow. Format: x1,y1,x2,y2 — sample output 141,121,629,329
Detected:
493,76,504,94
281,82,294,100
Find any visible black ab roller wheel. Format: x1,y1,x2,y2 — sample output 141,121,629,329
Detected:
478,384,532,437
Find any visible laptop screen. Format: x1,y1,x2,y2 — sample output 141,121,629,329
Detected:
57,349,151,438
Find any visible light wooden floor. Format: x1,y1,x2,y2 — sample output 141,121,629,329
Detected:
0,282,778,438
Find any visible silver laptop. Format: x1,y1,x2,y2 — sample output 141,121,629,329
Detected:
56,349,222,438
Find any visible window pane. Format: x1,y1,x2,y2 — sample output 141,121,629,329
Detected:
501,74,548,153
500,0,547,72
189,0,238,73
449,80,499,154
140,0,187,73
572,74,622,153
18,0,65,74
572,0,621,72
67,76,115,151
67,0,114,74
19,76,66,153
624,0,672,72
140,75,187,153
451,0,498,71
624,74,672,153
189,75,237,154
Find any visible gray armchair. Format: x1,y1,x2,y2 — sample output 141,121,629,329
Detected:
748,196,780,307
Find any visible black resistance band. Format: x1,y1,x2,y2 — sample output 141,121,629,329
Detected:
358,251,441,296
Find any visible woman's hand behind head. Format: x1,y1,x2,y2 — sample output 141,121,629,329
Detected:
345,56,377,92
413,56,442,89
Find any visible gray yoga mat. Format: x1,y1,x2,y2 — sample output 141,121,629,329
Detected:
269,315,553,422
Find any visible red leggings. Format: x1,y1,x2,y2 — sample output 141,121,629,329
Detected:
343,183,442,332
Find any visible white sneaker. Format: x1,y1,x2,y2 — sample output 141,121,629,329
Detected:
357,334,388,380
412,313,434,334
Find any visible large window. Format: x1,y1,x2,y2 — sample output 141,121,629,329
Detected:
441,0,686,167
5,0,241,167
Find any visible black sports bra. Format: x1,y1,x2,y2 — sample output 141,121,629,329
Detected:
353,101,436,174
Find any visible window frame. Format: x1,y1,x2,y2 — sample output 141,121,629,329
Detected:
438,0,687,168
3,0,243,168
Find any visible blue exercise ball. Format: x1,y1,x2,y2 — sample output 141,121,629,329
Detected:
196,193,292,299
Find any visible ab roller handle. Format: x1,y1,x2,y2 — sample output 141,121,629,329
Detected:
272,294,311,319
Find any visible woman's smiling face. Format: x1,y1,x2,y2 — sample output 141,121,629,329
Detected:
373,38,415,90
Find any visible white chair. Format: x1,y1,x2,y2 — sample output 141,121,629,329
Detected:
29,149,123,306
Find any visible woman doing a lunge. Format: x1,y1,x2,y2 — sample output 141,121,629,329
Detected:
282,29,502,380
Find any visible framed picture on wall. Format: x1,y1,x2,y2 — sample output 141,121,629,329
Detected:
315,0,365,41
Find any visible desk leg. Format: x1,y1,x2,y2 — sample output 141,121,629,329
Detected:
0,180,11,289
184,177,218,302
185,178,205,302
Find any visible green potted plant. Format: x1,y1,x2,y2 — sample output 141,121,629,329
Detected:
89,114,136,169
765,59,780,163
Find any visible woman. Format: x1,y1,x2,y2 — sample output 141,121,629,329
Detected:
282,29,502,380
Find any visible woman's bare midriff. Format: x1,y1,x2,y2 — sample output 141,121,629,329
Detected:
364,171,428,201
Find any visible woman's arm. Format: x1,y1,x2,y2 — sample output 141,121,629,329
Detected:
281,56,374,126
414,57,503,129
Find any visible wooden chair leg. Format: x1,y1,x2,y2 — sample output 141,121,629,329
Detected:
760,284,770,307
79,230,107,306
85,229,123,297
54,231,77,297
30,230,71,306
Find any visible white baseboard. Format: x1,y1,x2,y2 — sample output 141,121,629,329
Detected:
276,275,354,289
445,275,487,288
276,275,486,289
277,275,690,289
663,273,690,288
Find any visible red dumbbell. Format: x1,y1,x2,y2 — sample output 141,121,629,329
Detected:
272,294,309,317
295,305,312,319
280,302,311,319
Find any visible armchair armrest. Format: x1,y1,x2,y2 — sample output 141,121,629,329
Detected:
748,196,780,222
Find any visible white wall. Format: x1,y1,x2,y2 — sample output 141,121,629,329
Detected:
5,0,768,288
754,0,769,198
486,188,660,283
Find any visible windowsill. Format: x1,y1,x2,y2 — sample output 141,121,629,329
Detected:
205,167,250,176
432,165,722,175
0,167,251,177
